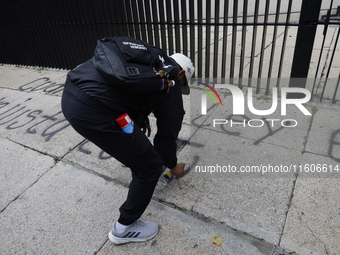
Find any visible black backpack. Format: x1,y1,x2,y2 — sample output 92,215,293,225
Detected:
92,36,179,93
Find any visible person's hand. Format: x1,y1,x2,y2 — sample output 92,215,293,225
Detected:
140,117,151,137
170,163,186,180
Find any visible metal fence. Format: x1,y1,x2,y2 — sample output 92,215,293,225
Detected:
0,0,339,102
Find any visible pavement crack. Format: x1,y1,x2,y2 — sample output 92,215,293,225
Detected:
60,138,87,159
255,31,285,58
93,237,109,255
277,177,297,247
306,224,329,255
0,163,55,213
315,26,339,96
153,197,296,255
62,159,129,188
242,30,285,72
276,98,319,246
154,197,261,240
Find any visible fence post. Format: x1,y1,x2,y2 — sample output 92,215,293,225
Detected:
289,0,322,94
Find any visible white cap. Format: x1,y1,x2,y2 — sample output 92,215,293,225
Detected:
170,53,195,95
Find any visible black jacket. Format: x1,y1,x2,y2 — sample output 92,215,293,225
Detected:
65,59,185,169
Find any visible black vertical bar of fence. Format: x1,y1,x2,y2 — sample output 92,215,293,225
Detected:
66,1,88,67
64,0,82,69
20,1,44,67
121,0,130,36
53,1,73,69
230,0,237,82
165,0,174,54
277,0,293,89
173,0,181,52
13,2,25,65
11,3,26,66
333,71,340,103
55,0,79,69
0,2,7,63
65,0,83,68
63,0,83,68
238,0,248,88
213,0,220,78
248,0,260,87
103,0,117,37
7,25,20,65
106,0,115,36
137,0,147,41
189,0,196,73
13,2,29,66
265,0,281,95
69,0,93,66
84,0,99,60
124,0,135,38
12,1,35,66
130,0,141,39
197,0,203,78
109,0,120,36
6,25,17,64
114,0,128,37
87,0,101,44
144,0,154,44
3,27,14,63
256,0,270,93
93,1,106,39
0,24,10,64
320,26,340,102
0,2,11,64
311,0,334,97
289,0,322,94
78,0,98,64
0,27,7,63
151,0,160,47
1,2,27,65
112,0,121,36
36,0,59,68
181,0,188,56
158,0,167,51
56,0,79,68
221,0,229,79
205,0,211,78
42,1,58,68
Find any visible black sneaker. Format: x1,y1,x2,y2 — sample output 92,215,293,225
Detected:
108,220,159,244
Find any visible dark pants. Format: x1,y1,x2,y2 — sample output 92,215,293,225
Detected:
61,89,163,225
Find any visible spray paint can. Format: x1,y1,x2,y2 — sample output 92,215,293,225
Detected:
116,113,134,133
159,171,177,185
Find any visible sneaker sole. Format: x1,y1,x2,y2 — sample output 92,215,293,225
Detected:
108,228,159,244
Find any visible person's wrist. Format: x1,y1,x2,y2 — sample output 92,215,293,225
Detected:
169,162,177,171
170,166,177,174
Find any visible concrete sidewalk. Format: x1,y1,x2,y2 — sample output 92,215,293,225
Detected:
1,27,340,255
